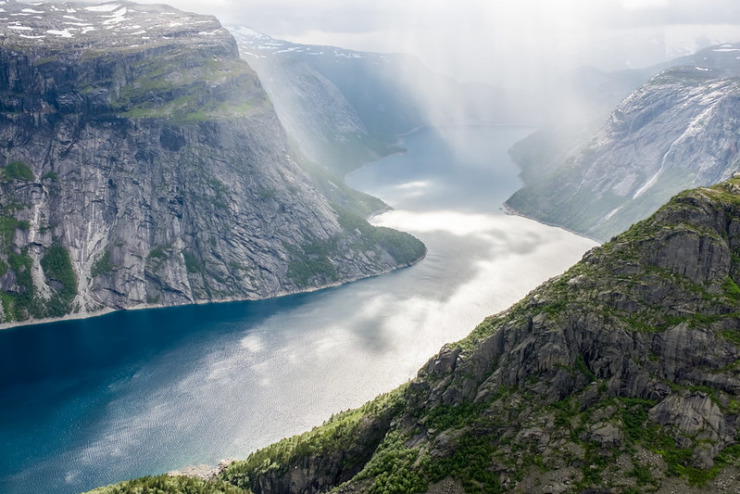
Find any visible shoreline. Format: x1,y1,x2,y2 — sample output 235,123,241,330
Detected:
502,203,604,245
0,245,426,333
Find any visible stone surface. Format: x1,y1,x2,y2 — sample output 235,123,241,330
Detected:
0,2,425,325
507,43,740,241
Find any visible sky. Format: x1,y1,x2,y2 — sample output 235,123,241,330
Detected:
129,0,740,86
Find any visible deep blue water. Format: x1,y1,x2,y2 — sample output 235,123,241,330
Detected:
0,126,597,494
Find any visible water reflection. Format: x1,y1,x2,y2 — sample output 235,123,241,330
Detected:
0,126,597,494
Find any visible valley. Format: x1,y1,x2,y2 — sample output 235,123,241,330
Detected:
2,2,740,494
0,125,595,494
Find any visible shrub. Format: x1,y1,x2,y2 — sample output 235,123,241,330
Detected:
4,161,34,181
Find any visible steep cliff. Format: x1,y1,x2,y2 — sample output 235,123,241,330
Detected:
216,182,740,493
0,1,425,325
90,176,740,493
507,43,740,241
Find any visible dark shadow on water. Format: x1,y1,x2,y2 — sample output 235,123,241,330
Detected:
0,294,321,392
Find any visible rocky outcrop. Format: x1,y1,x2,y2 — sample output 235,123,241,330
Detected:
507,43,740,241
205,180,740,493
85,187,740,493
0,2,425,325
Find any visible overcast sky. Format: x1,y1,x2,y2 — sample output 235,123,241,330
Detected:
135,1,740,85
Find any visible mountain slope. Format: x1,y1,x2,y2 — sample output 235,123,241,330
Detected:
229,27,524,174
507,43,740,241
0,1,425,325
91,179,740,492
220,181,740,493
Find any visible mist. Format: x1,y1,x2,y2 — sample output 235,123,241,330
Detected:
106,0,736,135
137,0,740,86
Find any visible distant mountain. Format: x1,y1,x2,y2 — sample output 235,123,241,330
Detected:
507,43,740,241
0,1,424,325
89,179,740,493
229,27,534,174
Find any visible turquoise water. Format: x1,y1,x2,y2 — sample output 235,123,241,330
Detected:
0,126,597,493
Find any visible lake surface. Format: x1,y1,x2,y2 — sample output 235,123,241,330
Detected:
0,126,597,494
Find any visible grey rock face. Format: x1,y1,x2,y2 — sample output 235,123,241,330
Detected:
507,43,740,241
0,2,425,324
214,181,740,494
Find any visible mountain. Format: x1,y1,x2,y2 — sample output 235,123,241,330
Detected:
507,43,740,241
88,178,740,492
229,27,527,174
0,1,425,325
230,28,670,181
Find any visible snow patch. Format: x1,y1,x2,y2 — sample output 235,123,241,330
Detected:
85,3,121,12
19,34,45,39
602,206,623,223
633,96,720,199
7,25,33,31
695,67,710,72
102,7,127,25
21,8,43,14
712,48,740,53
47,29,74,38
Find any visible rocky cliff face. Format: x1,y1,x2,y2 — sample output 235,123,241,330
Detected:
197,180,740,493
0,1,425,325
507,43,740,241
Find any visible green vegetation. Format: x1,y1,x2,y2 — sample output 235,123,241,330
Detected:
0,215,21,246
723,277,740,301
114,48,267,123
286,206,424,288
423,434,503,494
91,248,114,278
355,430,426,494
1,250,35,321
146,245,169,274
148,246,168,261
86,475,243,494
334,207,425,265
183,251,204,274
2,161,34,182
286,240,339,286
40,244,78,317
219,387,406,491
41,244,77,302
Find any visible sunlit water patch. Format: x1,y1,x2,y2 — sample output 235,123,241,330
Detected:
0,126,597,494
